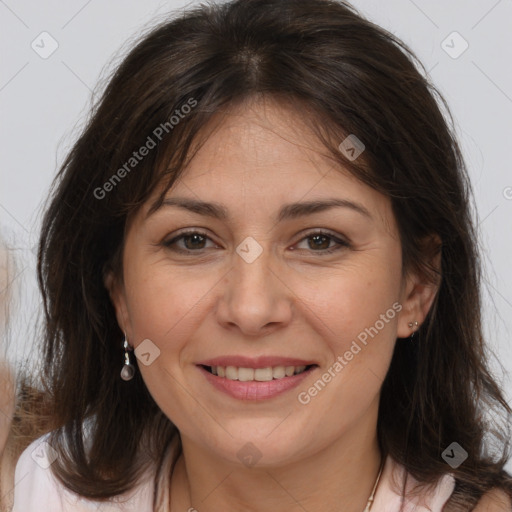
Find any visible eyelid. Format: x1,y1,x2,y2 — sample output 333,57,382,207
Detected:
162,228,216,248
162,228,350,254
296,228,350,244
292,229,350,253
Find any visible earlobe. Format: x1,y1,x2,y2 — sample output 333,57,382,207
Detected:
397,275,439,338
397,235,442,338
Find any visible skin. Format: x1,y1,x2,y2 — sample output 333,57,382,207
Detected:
0,245,15,511
0,246,14,458
474,489,512,512
106,97,440,512
0,361,15,512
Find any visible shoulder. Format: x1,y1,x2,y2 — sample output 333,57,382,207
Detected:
373,455,457,511
12,432,155,512
384,455,512,512
473,488,512,512
12,432,67,511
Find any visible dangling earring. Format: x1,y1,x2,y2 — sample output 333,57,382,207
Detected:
120,333,136,381
408,321,419,339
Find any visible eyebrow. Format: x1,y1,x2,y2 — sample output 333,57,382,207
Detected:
148,197,372,222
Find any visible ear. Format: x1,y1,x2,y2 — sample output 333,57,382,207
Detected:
104,269,130,338
396,234,442,338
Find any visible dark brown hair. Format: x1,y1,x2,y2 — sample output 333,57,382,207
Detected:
25,0,512,509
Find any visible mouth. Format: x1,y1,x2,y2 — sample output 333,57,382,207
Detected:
200,364,316,381
197,363,318,400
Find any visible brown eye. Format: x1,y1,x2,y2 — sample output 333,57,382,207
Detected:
294,230,350,255
163,231,216,252
182,233,207,250
308,234,331,250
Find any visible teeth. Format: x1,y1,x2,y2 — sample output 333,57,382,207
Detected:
285,366,295,377
226,366,238,380
254,367,273,381
273,366,286,379
238,367,254,382
209,364,309,381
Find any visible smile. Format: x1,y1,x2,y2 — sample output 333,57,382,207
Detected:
206,365,313,382
197,364,317,400
204,364,311,381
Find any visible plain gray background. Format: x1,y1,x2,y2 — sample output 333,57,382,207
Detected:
1,0,511,471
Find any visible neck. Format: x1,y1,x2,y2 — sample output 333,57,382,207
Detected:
170,406,383,512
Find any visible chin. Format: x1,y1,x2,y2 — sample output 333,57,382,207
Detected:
207,426,312,468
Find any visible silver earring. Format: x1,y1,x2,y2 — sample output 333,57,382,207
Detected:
120,334,136,381
408,321,419,339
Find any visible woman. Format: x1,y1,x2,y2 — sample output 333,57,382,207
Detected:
10,0,512,510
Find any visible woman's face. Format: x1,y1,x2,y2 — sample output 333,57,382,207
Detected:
108,98,434,466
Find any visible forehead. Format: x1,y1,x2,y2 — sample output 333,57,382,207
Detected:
181,101,336,187
140,97,394,230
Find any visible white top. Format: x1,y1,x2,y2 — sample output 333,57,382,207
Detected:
12,432,456,511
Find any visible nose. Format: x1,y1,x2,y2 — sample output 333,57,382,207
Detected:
215,244,293,337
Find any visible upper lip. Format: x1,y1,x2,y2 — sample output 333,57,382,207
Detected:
198,356,317,368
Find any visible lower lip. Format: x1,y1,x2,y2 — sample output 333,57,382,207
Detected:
198,365,315,400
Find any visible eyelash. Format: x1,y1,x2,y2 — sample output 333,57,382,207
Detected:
162,229,350,255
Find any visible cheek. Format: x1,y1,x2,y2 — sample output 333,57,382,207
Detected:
123,260,205,341
305,254,402,348
295,266,400,420
121,264,209,423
